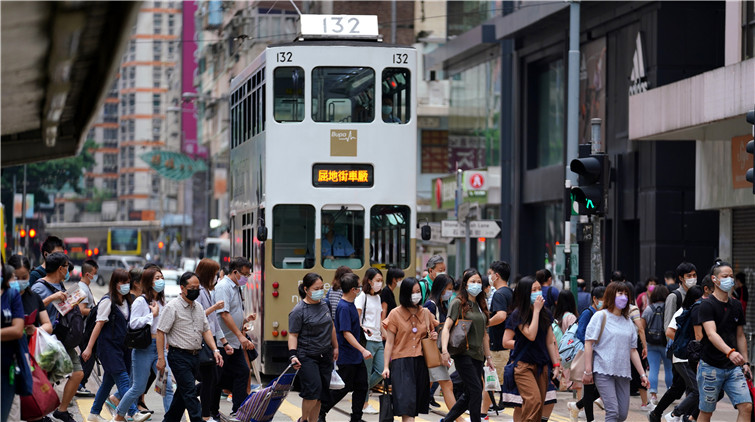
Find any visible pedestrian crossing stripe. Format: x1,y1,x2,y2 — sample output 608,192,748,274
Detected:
76,398,114,420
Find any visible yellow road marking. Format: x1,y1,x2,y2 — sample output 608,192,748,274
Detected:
277,398,300,421
76,397,114,420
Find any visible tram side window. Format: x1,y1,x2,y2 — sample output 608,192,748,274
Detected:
370,205,410,269
382,68,410,124
272,204,314,269
312,67,374,123
274,67,305,122
320,208,364,269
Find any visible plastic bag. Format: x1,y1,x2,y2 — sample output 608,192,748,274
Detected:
484,366,501,392
34,328,72,382
330,367,345,390
154,370,168,397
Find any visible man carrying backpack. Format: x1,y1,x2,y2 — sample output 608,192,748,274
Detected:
29,235,65,286
30,252,84,422
664,262,697,330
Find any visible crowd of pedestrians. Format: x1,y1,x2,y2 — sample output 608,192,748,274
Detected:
2,236,755,422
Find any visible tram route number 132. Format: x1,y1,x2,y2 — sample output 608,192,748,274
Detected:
322,16,361,34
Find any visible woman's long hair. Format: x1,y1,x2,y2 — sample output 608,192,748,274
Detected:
109,268,131,307
457,269,489,318
428,273,453,316
553,290,577,321
362,268,383,295
512,276,551,329
604,282,631,318
196,258,220,291
140,267,165,305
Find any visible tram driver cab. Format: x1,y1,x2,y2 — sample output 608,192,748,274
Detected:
303,207,364,270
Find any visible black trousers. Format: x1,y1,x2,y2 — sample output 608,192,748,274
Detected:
319,361,368,422
444,355,484,422
198,363,219,417
576,383,600,421
213,347,250,413
164,349,202,422
652,361,686,415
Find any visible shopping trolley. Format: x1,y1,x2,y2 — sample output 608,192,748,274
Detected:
232,364,298,422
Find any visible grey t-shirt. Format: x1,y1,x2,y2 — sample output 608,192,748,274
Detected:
288,300,333,357
214,276,245,349
78,281,95,309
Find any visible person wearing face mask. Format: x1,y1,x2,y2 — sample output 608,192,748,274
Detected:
195,258,227,421
420,255,446,304
484,261,513,413
423,274,460,416
31,252,86,422
8,254,53,337
381,95,402,123
355,268,385,414
76,259,100,397
500,276,562,421
582,282,649,422
113,268,174,421
382,277,439,422
664,262,698,331
695,261,752,422
213,257,256,417
289,273,338,422
82,269,143,422
637,276,658,314
29,235,65,286
440,269,493,422
568,284,605,422
157,272,223,422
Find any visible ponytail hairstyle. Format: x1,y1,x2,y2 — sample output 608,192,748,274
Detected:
331,265,353,291
298,272,323,299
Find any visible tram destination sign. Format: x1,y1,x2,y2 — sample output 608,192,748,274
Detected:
313,163,374,188
441,220,502,238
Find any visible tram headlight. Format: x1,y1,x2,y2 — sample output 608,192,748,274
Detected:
272,330,279,337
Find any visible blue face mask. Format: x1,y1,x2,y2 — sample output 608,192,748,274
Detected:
467,283,482,297
442,290,453,301
9,281,20,292
530,291,543,304
16,279,29,291
310,289,325,301
64,269,70,282
382,105,393,115
154,279,165,293
719,277,735,293
597,300,604,309
119,284,130,295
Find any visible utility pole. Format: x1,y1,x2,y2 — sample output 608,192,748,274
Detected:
565,1,580,296
455,166,462,275
21,164,28,257
590,118,605,285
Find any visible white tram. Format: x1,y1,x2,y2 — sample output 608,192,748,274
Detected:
228,15,418,374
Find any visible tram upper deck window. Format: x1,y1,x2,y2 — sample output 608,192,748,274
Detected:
320,207,364,269
370,205,410,269
272,204,314,269
312,67,374,123
382,68,410,124
274,67,305,122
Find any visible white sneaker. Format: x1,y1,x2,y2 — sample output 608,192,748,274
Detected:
87,414,109,422
579,410,585,418
132,412,151,422
363,404,379,415
650,395,659,406
664,412,682,422
594,397,605,410
567,401,579,422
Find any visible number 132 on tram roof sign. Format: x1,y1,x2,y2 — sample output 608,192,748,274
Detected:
299,15,380,39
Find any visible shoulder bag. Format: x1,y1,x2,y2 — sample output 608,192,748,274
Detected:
124,296,152,349
448,303,472,355
569,310,607,383
420,308,442,368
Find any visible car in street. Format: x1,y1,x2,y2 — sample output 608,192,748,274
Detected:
162,269,181,302
96,255,147,286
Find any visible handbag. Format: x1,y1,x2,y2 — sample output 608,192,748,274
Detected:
571,311,608,384
124,324,151,349
421,309,442,368
199,342,215,366
20,356,60,421
448,306,472,355
379,379,393,422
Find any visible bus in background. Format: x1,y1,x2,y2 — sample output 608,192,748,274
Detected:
107,228,142,256
63,237,90,266
204,237,230,267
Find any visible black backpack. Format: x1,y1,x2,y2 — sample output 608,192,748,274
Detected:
646,302,666,346
673,301,703,360
41,280,85,350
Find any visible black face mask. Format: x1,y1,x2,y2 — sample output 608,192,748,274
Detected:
185,289,200,301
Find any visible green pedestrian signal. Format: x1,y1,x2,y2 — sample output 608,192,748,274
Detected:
570,153,609,216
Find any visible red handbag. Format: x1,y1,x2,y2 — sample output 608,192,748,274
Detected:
20,356,60,421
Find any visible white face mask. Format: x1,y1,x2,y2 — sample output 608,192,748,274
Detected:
685,278,697,288
372,282,383,292
411,292,422,305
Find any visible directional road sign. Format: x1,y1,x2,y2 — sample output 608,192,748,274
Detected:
441,220,502,238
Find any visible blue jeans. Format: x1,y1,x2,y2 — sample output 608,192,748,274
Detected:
165,348,202,422
697,360,752,413
116,339,174,416
647,343,673,393
364,340,384,389
91,370,136,416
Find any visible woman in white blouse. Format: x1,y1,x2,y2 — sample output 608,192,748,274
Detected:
582,282,649,422
112,267,174,421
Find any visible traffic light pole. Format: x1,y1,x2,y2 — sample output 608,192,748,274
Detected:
565,0,580,296
590,119,605,285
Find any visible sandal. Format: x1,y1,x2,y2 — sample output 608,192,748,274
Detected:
138,401,153,414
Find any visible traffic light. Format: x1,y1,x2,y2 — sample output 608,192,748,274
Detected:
158,241,164,249
28,228,36,239
19,229,26,238
747,108,754,194
570,153,610,215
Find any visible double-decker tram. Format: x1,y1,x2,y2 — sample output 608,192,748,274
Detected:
228,15,417,374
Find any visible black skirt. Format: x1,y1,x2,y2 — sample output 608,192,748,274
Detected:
390,356,430,416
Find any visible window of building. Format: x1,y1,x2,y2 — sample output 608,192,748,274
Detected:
744,0,755,60
320,206,364,269
381,68,410,124
527,58,564,169
421,130,449,173
312,67,374,123
272,204,314,269
370,205,410,269
273,67,304,122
